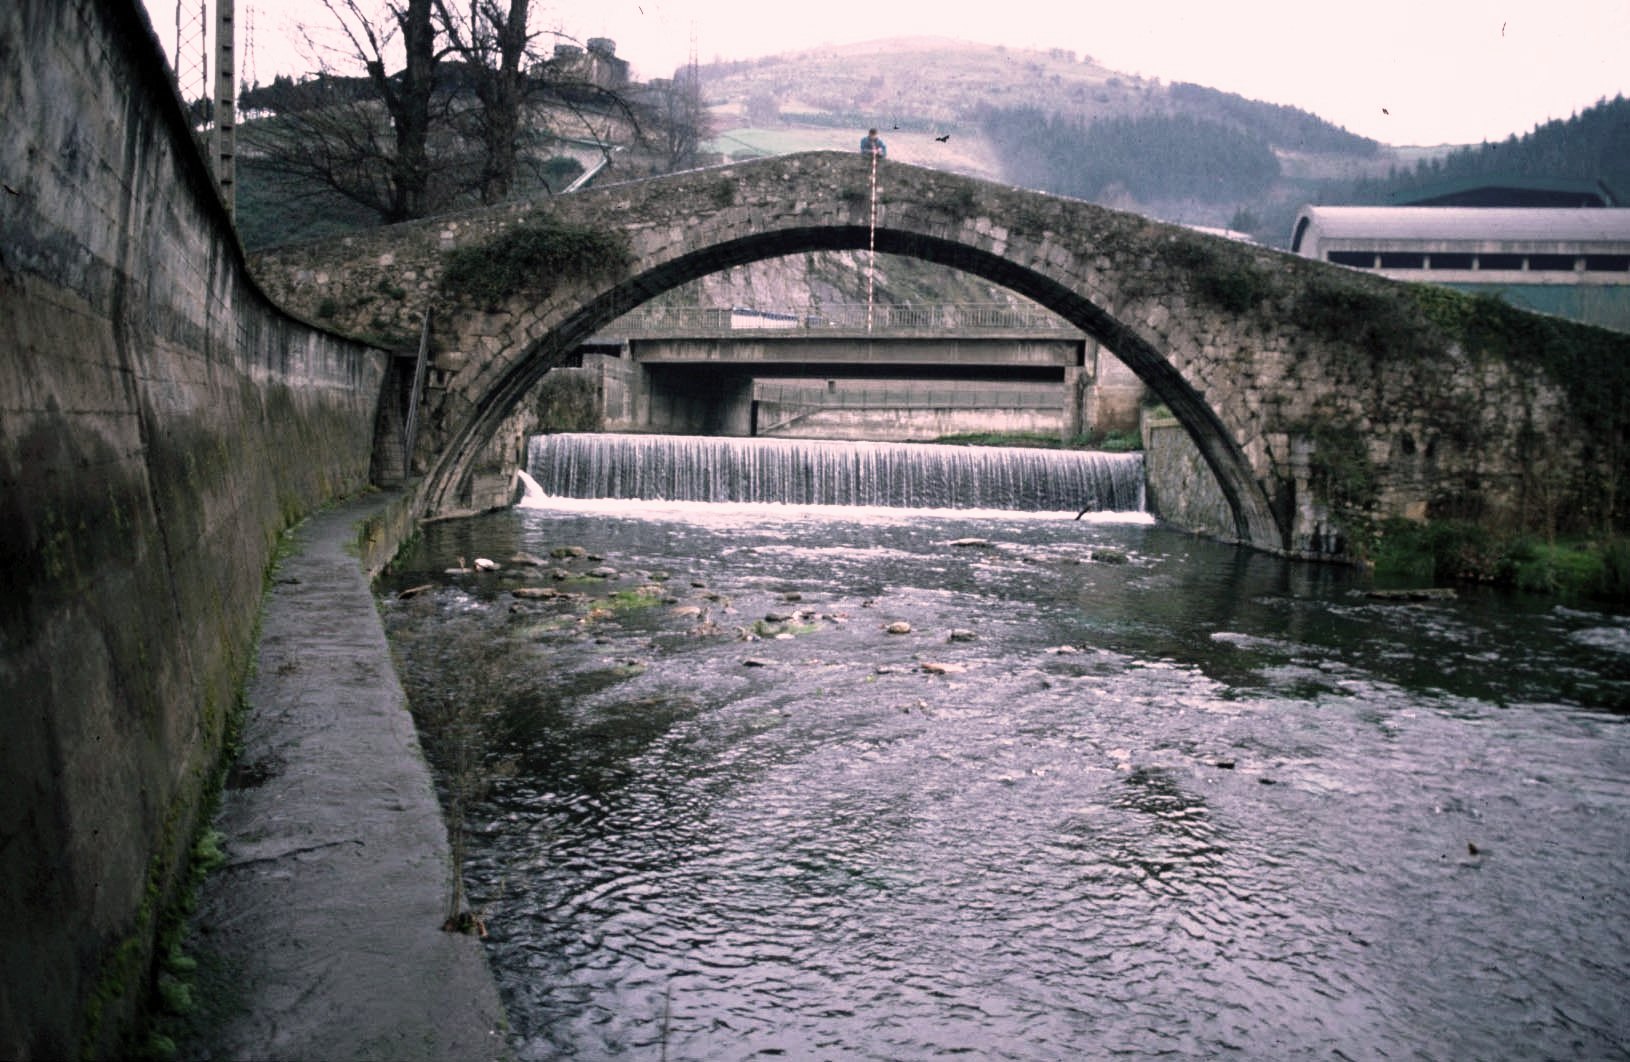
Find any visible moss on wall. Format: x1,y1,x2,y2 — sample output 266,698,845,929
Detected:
440,215,633,308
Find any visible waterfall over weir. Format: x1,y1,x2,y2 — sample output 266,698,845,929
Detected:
527,433,1145,513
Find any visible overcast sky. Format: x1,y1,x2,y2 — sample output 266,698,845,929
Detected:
149,0,1630,146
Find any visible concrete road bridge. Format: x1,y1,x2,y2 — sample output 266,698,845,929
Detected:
255,151,1630,557
576,302,1139,441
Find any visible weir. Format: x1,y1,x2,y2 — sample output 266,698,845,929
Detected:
527,433,1145,512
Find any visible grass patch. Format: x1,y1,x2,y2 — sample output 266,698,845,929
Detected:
605,588,663,611
1372,517,1630,601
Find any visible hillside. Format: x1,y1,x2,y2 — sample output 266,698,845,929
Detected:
697,37,1407,244
1342,94,1630,205
239,37,1623,312
661,36,1413,308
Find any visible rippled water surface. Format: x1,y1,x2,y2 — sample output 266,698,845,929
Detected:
379,499,1630,1060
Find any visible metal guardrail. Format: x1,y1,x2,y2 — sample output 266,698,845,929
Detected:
603,303,1083,337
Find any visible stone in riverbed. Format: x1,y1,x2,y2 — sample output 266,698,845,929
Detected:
1365,587,1457,602
884,621,912,635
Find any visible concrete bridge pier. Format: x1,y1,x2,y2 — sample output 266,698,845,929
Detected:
637,365,754,435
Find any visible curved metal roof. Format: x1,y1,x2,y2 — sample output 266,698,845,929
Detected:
1293,206,1630,247
1394,176,1620,207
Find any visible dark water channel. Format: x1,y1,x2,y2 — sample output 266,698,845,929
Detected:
378,498,1630,1060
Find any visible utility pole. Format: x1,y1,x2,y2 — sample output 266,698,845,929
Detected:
213,0,237,218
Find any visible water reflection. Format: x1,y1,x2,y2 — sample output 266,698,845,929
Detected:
380,500,1630,1060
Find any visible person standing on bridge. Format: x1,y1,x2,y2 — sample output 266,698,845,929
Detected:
860,128,887,158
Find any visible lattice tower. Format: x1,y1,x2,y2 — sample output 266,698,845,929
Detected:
173,0,209,107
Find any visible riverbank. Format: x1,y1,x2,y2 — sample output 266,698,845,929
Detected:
169,493,508,1060
1371,518,1630,603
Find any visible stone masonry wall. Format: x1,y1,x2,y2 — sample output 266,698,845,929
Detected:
1142,412,1237,541
0,2,386,1057
255,149,1630,558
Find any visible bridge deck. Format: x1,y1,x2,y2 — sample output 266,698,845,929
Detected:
602,302,1088,340
626,334,1086,369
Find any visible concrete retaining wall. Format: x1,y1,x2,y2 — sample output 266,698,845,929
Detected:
0,2,387,1057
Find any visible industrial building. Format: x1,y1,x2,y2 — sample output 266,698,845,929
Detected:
1291,181,1630,332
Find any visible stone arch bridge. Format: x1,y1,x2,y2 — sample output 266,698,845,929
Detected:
255,151,1630,558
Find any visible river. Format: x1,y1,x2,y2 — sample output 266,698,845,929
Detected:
377,447,1630,1060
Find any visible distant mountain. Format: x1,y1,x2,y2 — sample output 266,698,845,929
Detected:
698,38,1401,242
699,37,1375,153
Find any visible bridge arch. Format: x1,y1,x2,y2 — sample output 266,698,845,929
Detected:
254,151,1622,560
420,158,1289,549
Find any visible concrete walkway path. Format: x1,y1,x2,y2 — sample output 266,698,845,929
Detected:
183,493,508,1061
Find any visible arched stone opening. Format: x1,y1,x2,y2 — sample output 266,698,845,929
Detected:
419,223,1285,552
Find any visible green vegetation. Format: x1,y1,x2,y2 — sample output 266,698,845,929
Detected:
540,155,585,190
1301,421,1380,521
1410,288,1630,439
534,370,602,433
1348,95,1630,206
1372,518,1630,602
1295,273,1437,358
440,216,632,307
1153,238,1274,314
1276,278,1630,554
1166,82,1379,157
606,588,664,611
981,107,1282,205
111,702,247,1061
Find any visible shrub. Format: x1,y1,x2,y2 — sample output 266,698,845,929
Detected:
534,370,601,432
440,216,632,307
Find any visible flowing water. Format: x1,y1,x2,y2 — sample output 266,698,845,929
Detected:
379,440,1630,1061
528,433,1146,513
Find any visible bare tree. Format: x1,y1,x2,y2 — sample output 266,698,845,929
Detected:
433,0,531,204
645,61,713,173
435,2,651,199
240,0,649,228
244,0,452,223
